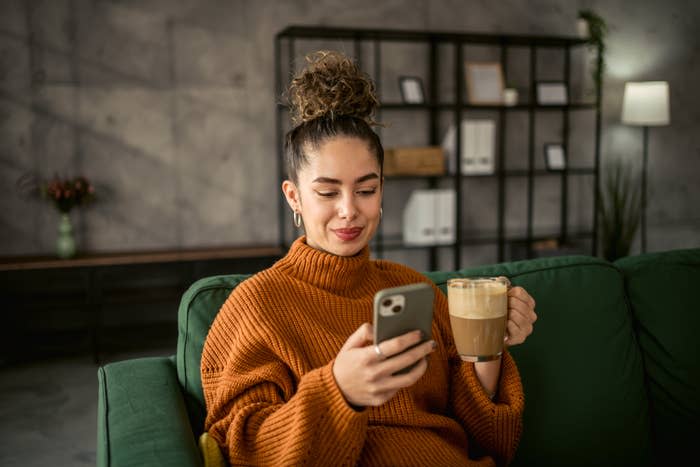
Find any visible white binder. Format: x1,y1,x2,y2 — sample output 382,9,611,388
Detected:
435,189,456,244
442,119,496,175
403,189,456,246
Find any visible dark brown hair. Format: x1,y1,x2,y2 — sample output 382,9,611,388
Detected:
284,51,383,184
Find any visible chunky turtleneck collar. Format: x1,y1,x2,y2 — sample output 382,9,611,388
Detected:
275,236,373,297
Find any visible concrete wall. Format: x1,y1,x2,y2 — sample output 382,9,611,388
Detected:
1,0,698,270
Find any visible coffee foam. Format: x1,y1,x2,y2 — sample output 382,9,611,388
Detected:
447,282,508,319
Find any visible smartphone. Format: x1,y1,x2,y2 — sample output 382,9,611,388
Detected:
373,282,435,374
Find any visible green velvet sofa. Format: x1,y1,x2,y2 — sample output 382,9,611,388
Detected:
97,248,699,466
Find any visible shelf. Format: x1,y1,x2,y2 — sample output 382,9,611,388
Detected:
503,168,596,177
277,25,589,47
372,240,456,252
384,173,445,181
384,168,595,180
456,168,596,178
373,231,594,252
276,25,601,267
379,102,597,111
508,231,595,243
279,102,598,111
373,233,471,251
0,245,283,272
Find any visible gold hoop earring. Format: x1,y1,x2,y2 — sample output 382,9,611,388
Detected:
293,211,302,228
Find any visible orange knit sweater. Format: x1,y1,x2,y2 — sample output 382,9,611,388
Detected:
201,237,524,466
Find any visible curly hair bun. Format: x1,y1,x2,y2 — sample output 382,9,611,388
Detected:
288,50,379,126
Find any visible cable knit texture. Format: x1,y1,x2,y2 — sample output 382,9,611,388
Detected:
201,236,524,466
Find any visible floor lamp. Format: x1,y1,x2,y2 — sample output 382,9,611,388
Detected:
621,81,670,253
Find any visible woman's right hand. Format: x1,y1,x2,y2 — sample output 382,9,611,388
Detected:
332,323,436,408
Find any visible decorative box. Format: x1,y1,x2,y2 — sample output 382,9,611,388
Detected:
383,147,445,176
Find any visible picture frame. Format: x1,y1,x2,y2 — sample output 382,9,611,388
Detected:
398,76,425,104
536,81,568,106
544,143,567,171
464,62,504,105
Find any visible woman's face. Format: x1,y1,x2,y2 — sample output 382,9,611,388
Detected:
282,136,383,257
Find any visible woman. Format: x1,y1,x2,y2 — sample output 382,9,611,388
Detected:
201,51,537,466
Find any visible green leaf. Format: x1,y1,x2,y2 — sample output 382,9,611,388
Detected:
596,160,641,261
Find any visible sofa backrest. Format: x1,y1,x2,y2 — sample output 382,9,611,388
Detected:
616,248,700,465
176,273,252,437
428,255,653,466
177,254,654,466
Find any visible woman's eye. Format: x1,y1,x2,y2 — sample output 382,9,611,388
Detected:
358,189,377,196
316,191,336,198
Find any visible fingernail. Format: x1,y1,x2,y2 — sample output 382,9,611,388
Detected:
431,340,437,349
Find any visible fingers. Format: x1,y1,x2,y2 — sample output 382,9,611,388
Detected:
335,326,434,408
508,287,537,323
376,339,435,377
506,318,529,346
341,322,373,352
509,299,537,324
383,356,429,390
366,357,430,404
509,286,536,315
375,329,423,359
506,287,536,346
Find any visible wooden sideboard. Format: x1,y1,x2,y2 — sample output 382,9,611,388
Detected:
0,245,283,365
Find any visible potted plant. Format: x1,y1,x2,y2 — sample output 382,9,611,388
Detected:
41,175,95,212
597,160,641,262
42,174,96,258
16,173,97,258
578,9,608,95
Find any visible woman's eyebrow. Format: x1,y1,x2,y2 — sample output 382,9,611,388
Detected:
312,173,379,184
355,173,379,183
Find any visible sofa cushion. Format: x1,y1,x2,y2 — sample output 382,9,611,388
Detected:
427,255,653,467
176,274,251,438
616,248,700,464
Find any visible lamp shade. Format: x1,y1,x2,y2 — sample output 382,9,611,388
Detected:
621,81,670,126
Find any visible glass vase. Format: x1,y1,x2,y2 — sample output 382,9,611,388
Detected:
56,212,76,259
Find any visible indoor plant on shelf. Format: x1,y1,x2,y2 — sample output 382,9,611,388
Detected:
578,9,608,97
40,174,96,259
597,160,641,262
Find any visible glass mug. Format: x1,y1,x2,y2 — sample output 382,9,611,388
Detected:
447,277,510,362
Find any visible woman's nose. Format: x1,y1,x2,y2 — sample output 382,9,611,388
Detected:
337,195,358,219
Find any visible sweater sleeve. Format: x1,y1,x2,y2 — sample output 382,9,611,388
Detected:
433,285,524,465
450,351,524,465
201,294,368,466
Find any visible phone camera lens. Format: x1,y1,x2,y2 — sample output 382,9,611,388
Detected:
383,299,393,307
392,305,402,313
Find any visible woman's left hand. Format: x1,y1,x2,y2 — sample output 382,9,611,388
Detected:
505,286,537,346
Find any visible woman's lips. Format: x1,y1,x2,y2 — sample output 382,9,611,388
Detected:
333,227,363,241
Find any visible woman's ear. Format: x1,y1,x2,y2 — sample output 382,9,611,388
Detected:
282,180,300,212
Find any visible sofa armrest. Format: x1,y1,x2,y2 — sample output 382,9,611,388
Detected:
97,356,202,467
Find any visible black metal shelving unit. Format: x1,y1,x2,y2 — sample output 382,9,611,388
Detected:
275,26,601,270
